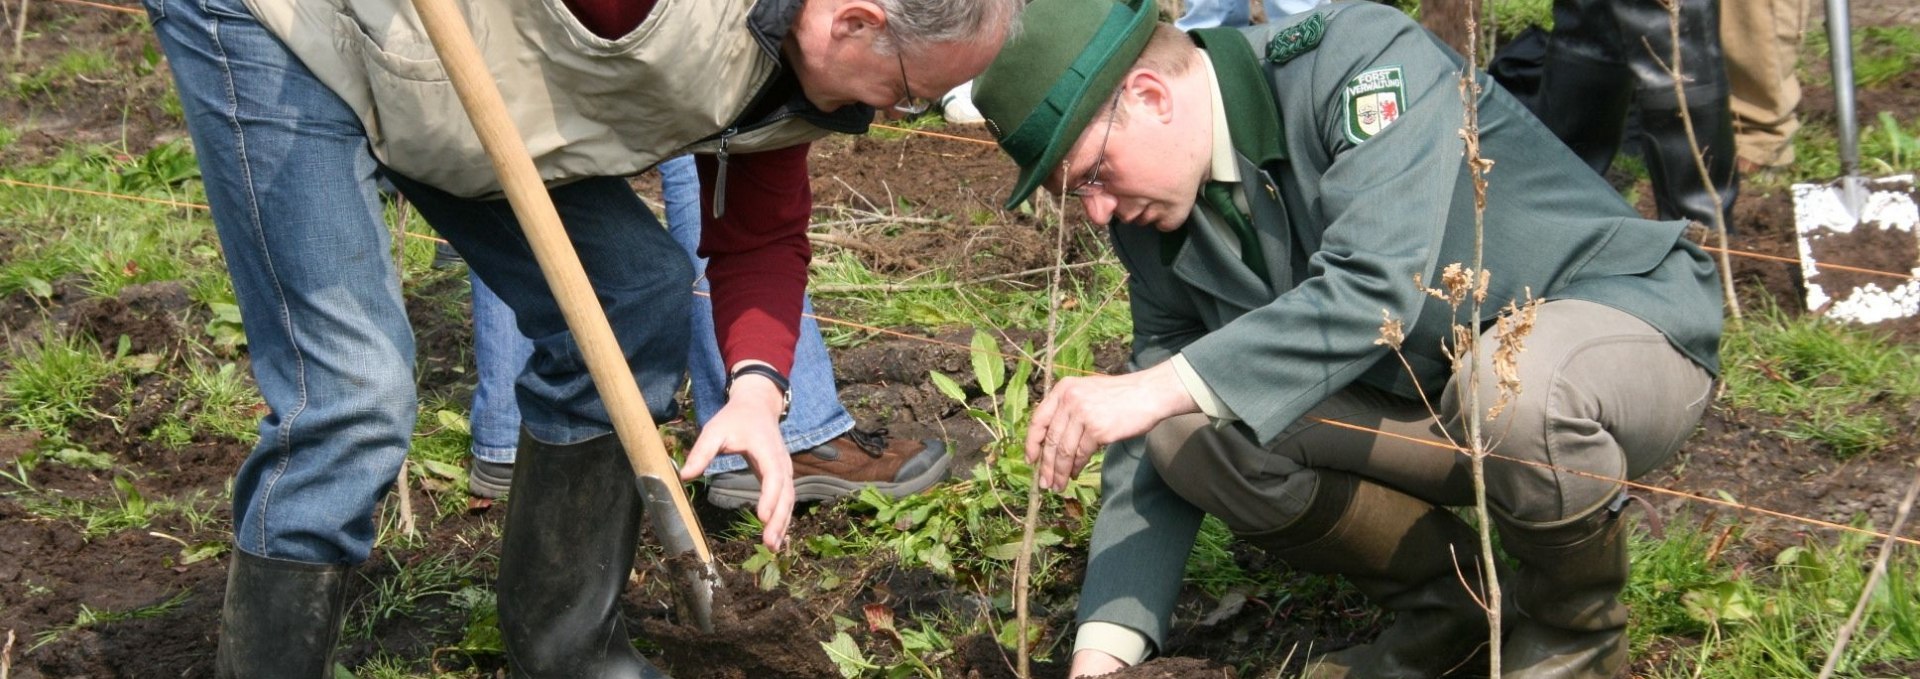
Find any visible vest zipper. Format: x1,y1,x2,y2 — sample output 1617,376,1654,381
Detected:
713,127,737,219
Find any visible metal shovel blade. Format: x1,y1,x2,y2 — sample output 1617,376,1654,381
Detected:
638,475,720,633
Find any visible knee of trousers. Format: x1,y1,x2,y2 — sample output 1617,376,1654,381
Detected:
1143,414,1317,535
1450,364,1627,525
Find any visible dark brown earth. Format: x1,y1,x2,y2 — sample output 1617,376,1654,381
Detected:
3,2,1919,679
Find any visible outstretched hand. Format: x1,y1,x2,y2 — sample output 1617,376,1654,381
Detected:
1023,362,1198,491
678,375,793,550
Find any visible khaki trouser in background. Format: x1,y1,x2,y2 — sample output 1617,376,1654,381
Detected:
1147,300,1714,534
1722,0,1812,169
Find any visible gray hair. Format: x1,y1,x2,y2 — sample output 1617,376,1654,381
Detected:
876,0,1025,54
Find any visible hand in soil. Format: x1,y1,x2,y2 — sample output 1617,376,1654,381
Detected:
681,378,795,549
1027,362,1199,491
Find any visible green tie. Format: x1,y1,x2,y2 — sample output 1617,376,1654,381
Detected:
1201,181,1269,285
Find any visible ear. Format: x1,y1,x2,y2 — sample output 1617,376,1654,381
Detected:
828,0,886,42
1121,69,1178,125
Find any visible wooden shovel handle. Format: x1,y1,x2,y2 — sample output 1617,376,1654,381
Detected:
407,0,711,562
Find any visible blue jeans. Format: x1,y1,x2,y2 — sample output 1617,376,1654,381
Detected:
464,156,855,474
1175,0,1325,30
149,0,688,565
468,272,531,465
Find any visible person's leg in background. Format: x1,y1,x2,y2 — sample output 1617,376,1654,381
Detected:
657,155,951,510
1533,0,1637,176
1722,0,1811,172
146,0,414,672
465,269,533,499
1618,0,1740,229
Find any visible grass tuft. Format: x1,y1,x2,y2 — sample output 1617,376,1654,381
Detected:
1720,303,1920,458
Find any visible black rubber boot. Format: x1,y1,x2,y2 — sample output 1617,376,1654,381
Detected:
215,550,350,679
1532,0,1635,176
1620,0,1739,229
1241,472,1494,679
1495,507,1631,679
497,430,670,679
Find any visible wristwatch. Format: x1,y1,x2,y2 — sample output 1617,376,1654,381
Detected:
726,363,791,421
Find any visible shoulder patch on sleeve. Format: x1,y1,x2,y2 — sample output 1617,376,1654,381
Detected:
1265,13,1325,65
1342,65,1406,144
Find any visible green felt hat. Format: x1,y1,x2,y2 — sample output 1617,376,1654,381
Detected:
974,0,1159,209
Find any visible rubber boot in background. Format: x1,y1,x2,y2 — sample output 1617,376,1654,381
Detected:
1532,0,1635,176
215,550,351,678
1242,471,1495,679
1495,505,1632,679
497,430,670,679
1622,0,1740,230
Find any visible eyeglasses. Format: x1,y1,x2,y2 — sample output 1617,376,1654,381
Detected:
1066,94,1123,198
889,30,933,115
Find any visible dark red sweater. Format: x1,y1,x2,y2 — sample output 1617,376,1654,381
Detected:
561,0,811,375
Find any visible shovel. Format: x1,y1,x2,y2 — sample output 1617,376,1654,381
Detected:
1790,0,1920,324
407,0,719,632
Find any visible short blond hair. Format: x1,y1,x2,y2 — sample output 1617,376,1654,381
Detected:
1098,24,1197,124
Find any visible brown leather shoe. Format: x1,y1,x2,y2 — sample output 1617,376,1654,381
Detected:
705,429,951,510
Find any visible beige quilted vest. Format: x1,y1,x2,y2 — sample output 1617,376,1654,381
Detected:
244,0,836,197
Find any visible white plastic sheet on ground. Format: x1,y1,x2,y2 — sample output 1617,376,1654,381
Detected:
1791,175,1920,324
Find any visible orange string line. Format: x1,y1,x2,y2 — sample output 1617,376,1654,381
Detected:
1701,245,1915,281
6,178,1912,285
6,178,1918,546
0,178,209,211
1307,419,1920,548
44,0,143,14
868,124,1000,147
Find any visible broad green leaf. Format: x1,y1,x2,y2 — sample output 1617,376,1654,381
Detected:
179,541,228,565
416,458,465,480
924,543,953,574
929,371,967,403
981,541,1024,561
114,476,147,515
436,409,471,435
971,330,1005,395
821,631,873,678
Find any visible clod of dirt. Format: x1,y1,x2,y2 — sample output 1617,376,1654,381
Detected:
640,565,840,679
1101,656,1240,678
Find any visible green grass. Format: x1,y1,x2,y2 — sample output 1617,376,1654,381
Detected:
17,478,208,539
173,360,263,442
1719,304,1920,458
2,331,121,434
1792,111,1920,181
1632,517,1920,678
345,550,493,642
1484,0,1552,34
1807,25,1920,90
29,590,193,652
9,47,117,100
811,248,1132,352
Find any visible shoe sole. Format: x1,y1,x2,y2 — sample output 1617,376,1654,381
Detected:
468,465,513,500
704,453,954,510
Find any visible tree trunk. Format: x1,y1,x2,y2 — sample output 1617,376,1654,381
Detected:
1420,0,1480,59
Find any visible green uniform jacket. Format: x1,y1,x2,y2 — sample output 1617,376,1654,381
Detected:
1078,1,1724,650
